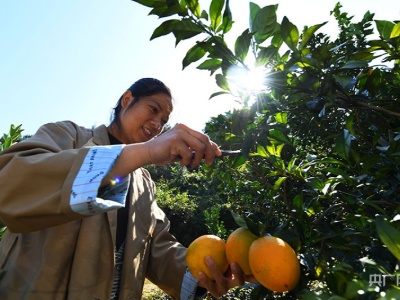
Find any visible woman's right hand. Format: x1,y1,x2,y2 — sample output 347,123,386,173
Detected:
101,124,221,187
146,123,221,168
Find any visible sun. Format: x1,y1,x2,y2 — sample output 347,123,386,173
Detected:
225,65,268,106
226,65,266,95
244,67,266,92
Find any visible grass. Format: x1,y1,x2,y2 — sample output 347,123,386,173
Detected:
142,279,171,300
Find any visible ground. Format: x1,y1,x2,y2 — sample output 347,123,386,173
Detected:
142,279,169,300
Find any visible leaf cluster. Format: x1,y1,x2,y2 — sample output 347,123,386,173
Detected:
133,0,400,298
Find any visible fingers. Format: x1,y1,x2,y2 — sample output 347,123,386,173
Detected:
197,257,247,298
229,262,246,285
145,123,220,167
173,124,220,168
197,257,226,298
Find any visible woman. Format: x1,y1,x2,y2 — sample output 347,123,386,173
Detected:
0,78,248,299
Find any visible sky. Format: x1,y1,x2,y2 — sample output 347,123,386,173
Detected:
1,0,399,136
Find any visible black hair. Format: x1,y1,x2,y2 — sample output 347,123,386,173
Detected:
110,78,172,127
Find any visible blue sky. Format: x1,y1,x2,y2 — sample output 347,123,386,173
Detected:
1,0,399,135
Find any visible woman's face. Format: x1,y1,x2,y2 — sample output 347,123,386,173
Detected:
115,91,172,144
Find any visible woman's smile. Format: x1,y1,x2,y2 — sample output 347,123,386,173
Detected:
142,126,153,139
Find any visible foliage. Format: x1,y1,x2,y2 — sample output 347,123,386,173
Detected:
0,124,24,151
149,167,200,246
204,204,228,239
145,163,234,246
133,0,400,298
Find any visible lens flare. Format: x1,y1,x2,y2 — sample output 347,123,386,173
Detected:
226,66,266,94
110,177,121,186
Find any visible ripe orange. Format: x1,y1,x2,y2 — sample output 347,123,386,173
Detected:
249,236,300,292
225,227,258,275
185,234,229,280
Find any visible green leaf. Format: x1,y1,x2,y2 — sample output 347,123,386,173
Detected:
306,177,325,191
209,0,224,31
272,177,287,192
230,211,261,237
1,124,23,151
255,45,278,66
335,129,352,161
172,19,203,45
231,211,247,228
215,73,230,91
268,129,292,146
208,36,236,64
300,22,327,50
220,0,232,34
281,16,299,51
251,4,278,44
150,19,180,40
245,218,262,237
340,60,368,69
368,39,391,51
232,155,247,168
244,217,261,236
197,58,222,73
256,144,268,158
266,143,283,157
200,10,208,20
293,192,303,208
274,112,287,124
293,194,303,217
390,22,400,38
270,155,285,171
182,42,209,69
376,218,400,261
149,3,186,18
350,51,375,61
375,20,395,40
270,31,283,48
234,29,252,61
186,0,201,18
248,2,260,33
209,90,230,99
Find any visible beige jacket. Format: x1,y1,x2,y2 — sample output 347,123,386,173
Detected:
0,121,187,299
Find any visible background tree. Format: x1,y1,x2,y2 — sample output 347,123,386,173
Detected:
133,0,400,298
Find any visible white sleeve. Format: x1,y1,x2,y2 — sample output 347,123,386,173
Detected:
70,145,129,215
181,269,207,299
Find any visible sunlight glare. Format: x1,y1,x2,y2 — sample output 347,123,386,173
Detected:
227,66,266,94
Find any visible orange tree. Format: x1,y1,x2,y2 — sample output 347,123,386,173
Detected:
132,0,400,298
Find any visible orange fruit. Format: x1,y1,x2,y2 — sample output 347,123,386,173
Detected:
249,236,300,292
225,227,258,275
185,234,229,280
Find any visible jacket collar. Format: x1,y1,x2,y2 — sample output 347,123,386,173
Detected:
92,125,111,146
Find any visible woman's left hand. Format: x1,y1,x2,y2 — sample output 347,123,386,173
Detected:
197,256,257,298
